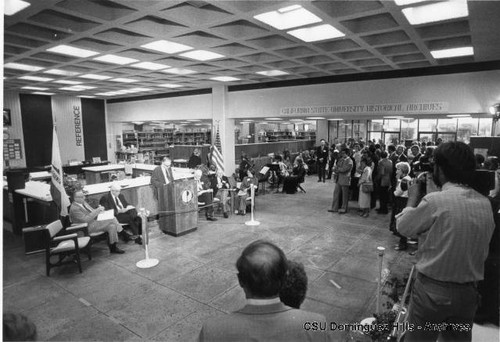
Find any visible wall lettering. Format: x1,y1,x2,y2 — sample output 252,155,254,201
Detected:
73,105,82,146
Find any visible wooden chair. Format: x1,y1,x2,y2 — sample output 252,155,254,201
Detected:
44,220,92,276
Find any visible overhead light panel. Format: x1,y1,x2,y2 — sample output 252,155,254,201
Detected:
306,117,326,120
32,92,55,95
93,54,138,65
47,45,99,58
431,46,473,59
60,85,96,91
44,69,80,76
4,0,31,15
289,119,304,122
78,95,96,98
53,80,82,85
22,86,49,90
447,114,471,118
256,70,289,76
18,76,53,82
130,62,170,70
179,50,225,61
109,78,138,83
158,84,183,88
78,74,111,80
265,118,283,121
328,118,344,121
402,0,469,25
5,62,44,71
394,0,427,5
254,5,322,30
287,24,345,42
162,68,196,75
210,76,240,82
141,40,193,54
127,88,153,92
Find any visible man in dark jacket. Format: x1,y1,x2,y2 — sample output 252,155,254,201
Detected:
316,139,329,183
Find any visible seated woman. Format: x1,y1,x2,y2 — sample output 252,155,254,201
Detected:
236,169,258,215
282,158,306,194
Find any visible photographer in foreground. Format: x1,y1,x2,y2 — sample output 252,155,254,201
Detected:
396,141,495,342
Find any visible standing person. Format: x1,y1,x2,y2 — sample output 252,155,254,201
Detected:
409,144,422,177
390,162,411,250
214,169,231,218
328,147,353,214
150,156,174,199
237,170,258,215
316,139,329,183
187,148,202,169
358,157,372,217
99,183,143,245
376,151,393,214
396,142,495,342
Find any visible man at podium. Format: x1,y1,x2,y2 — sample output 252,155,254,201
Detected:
151,156,174,199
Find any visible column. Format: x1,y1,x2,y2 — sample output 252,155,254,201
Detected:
212,85,236,175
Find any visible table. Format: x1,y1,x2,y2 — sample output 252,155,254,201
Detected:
82,164,125,184
29,171,51,182
173,159,188,168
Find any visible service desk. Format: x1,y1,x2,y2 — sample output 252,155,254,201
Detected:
82,164,125,184
29,171,51,182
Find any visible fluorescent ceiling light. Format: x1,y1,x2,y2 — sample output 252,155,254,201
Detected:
289,119,304,122
95,92,114,96
47,44,99,58
141,40,193,54
265,118,283,121
127,88,153,92
254,5,322,30
162,68,196,75
328,118,343,121
256,70,289,76
306,117,326,120
179,50,225,61
402,0,469,25
4,0,30,15
158,84,183,88
130,62,170,70
287,24,345,42
93,54,138,65
383,116,405,119
394,0,427,5
447,114,471,118
53,80,82,85
431,46,473,59
78,74,111,80
210,76,240,82
32,92,55,95
78,95,96,98
22,86,49,90
109,78,138,83
186,119,201,122
44,69,80,76
4,62,44,71
60,85,96,91
18,75,53,82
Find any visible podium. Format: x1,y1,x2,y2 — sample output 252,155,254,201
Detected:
157,178,197,236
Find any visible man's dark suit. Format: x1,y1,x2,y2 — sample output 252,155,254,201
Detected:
150,165,174,199
316,144,329,182
99,192,141,235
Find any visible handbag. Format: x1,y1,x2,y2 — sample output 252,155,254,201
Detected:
361,183,373,193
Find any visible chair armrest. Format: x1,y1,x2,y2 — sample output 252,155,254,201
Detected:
68,223,89,235
53,233,78,242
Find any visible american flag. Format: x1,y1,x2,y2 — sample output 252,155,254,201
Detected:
50,125,71,216
210,125,224,173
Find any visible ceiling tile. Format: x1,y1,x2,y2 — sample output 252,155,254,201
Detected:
222,1,277,13
125,16,187,36
274,46,317,58
211,43,256,56
4,45,29,55
361,31,410,46
209,59,248,68
425,36,472,51
397,61,432,69
4,34,47,48
210,20,269,39
416,20,470,40
265,60,300,69
119,49,163,60
29,10,100,32
286,66,318,74
317,62,349,70
301,72,331,78
17,58,57,67
31,52,79,63
377,43,419,56
56,0,136,21
314,39,360,52
94,28,151,45
341,13,398,34
240,53,281,63
297,55,335,64
312,0,383,18
363,65,393,72
391,53,426,63
7,23,71,41
71,38,122,52
335,50,373,60
162,3,232,25
174,31,226,47
246,35,295,49
351,58,384,66
437,56,475,65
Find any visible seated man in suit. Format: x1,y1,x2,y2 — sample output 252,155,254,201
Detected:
199,240,330,342
194,169,217,221
69,190,125,254
99,183,142,245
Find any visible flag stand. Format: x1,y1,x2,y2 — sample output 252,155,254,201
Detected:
136,208,159,269
245,185,260,226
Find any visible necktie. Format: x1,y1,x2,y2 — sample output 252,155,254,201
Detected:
166,167,173,183
83,203,92,213
115,196,123,209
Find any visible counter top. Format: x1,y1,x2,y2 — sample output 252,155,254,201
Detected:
15,181,52,202
82,164,125,172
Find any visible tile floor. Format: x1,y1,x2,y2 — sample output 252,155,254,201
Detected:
3,176,498,341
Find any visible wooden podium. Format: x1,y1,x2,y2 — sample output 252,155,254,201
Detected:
157,178,197,236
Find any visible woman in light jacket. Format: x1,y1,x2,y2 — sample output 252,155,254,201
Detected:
358,157,373,217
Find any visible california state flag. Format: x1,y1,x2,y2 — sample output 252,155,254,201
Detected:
50,125,71,216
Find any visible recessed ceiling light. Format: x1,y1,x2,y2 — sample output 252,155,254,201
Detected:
47,44,99,58
60,86,96,91
179,50,225,61
383,116,405,119
210,76,240,82
95,92,114,96
141,40,193,54
78,74,111,80
4,0,31,16
32,92,55,95
158,84,183,88
265,118,283,121
4,62,44,71
254,5,322,30
78,95,96,98
162,68,196,75
53,80,83,85
93,54,138,65
127,88,153,92
130,62,170,70
306,117,326,120
431,47,473,59
186,119,201,122
394,0,427,5
447,114,471,118
18,75,53,82
109,78,138,83
402,0,468,25
22,86,49,90
288,24,345,42
44,69,80,76
289,119,304,122
256,70,289,76
328,118,343,121
240,119,255,122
